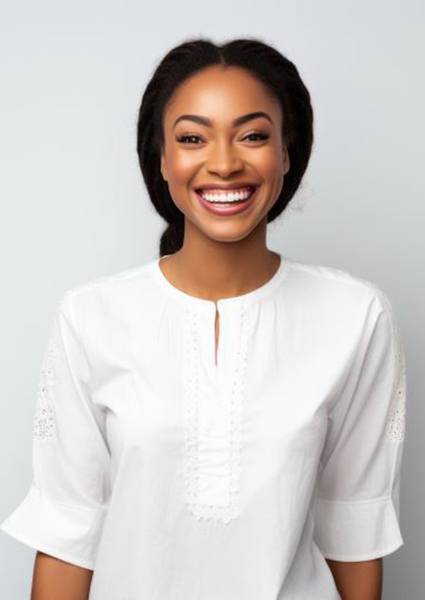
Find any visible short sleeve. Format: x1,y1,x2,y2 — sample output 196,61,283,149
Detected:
312,288,407,562
0,291,111,570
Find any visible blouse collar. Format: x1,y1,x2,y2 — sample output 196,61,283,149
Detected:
151,252,289,311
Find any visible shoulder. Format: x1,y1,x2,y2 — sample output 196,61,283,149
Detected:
284,257,393,318
55,259,157,323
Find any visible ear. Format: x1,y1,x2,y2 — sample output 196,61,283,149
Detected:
282,145,290,175
160,150,168,182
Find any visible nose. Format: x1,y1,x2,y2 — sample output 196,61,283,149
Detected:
206,139,244,178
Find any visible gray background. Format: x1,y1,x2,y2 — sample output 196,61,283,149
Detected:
1,0,423,598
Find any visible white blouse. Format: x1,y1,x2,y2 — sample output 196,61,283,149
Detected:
0,254,406,599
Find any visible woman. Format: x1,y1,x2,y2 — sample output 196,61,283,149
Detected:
1,38,406,599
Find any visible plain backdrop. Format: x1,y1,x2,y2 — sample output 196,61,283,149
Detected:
1,1,423,598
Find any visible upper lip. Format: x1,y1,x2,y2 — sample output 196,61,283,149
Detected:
195,182,259,191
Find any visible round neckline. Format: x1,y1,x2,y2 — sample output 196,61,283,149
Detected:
151,252,289,310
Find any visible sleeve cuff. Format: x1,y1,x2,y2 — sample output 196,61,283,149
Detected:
0,483,107,570
313,495,404,561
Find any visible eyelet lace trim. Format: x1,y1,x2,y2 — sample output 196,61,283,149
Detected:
33,327,59,439
385,314,407,443
376,290,407,443
182,305,250,524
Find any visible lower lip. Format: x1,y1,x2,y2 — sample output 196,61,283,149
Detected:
195,187,259,216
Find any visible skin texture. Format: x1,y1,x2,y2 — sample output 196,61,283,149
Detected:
325,558,383,599
31,552,93,599
31,64,383,599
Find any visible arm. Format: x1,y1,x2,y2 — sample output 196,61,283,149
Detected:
31,551,93,600
313,291,406,596
0,295,111,589
326,557,382,600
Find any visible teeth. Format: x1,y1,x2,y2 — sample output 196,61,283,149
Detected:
199,187,254,203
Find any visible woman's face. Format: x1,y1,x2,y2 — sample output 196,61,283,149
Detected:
160,65,290,243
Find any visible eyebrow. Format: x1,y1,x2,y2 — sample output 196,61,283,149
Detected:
172,111,273,129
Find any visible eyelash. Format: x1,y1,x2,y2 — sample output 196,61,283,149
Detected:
176,132,269,145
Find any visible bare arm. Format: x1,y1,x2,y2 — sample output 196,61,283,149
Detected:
326,557,382,600
31,551,93,600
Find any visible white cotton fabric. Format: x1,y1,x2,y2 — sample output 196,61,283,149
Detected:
0,254,406,599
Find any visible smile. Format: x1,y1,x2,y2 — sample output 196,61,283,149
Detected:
194,185,259,216
196,185,257,204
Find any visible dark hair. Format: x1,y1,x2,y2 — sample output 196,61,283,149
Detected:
136,37,314,257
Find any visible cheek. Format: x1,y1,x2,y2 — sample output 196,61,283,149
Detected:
254,146,285,180
167,149,201,187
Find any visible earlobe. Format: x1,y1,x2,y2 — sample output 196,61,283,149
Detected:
283,146,290,175
160,154,168,182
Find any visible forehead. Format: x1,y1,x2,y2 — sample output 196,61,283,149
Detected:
163,65,282,128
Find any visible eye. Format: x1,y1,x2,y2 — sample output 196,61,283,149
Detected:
242,132,269,142
176,134,203,144
176,132,269,145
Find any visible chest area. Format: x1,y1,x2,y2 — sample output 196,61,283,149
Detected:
89,301,346,515
90,299,341,421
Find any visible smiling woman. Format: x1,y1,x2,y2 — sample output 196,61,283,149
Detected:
0,37,406,600
138,41,311,260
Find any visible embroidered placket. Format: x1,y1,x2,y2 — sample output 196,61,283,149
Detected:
182,303,250,524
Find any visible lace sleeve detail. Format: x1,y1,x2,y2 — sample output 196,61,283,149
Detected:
33,331,59,439
384,302,407,442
